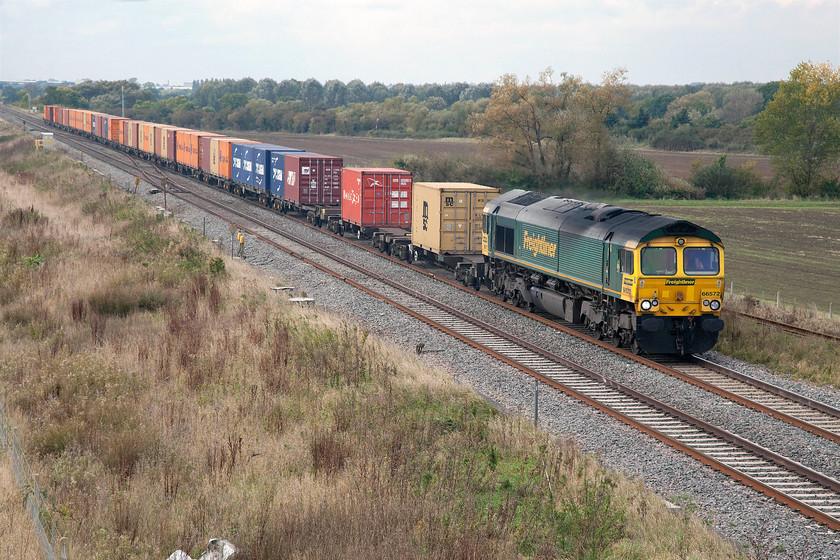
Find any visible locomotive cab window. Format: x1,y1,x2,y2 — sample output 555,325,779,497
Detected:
641,247,676,276
619,249,633,274
684,247,719,275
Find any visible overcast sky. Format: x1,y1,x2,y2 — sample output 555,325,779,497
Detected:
1,0,837,87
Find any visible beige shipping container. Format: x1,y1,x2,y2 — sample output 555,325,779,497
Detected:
411,182,500,255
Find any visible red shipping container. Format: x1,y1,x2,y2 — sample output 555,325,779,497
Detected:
43,105,54,121
162,127,186,163
341,168,412,228
284,153,343,206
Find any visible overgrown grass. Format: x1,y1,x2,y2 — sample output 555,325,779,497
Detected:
0,122,749,559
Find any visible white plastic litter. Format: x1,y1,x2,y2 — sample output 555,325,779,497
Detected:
166,538,237,560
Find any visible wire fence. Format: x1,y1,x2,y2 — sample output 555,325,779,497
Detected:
728,282,838,323
0,396,67,560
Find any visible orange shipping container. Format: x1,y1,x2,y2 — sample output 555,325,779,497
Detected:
176,130,222,169
82,111,93,134
109,118,127,145
216,138,256,180
139,123,155,154
160,126,188,162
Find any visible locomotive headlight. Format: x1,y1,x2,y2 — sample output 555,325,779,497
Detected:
652,299,659,307
703,299,710,307
710,300,721,311
641,300,652,311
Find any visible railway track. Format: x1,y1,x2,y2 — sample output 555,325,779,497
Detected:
724,309,840,343
9,107,840,533
143,174,840,532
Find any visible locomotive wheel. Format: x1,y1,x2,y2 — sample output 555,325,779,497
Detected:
630,337,642,355
611,331,622,348
593,324,604,340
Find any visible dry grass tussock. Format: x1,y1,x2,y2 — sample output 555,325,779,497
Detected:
0,454,43,560
0,124,747,559
719,296,840,387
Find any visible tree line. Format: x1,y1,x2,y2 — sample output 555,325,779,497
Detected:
20,61,840,199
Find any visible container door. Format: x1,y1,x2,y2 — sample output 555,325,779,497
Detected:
453,191,468,253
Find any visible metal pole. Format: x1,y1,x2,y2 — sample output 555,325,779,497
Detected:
533,380,539,426
776,292,780,308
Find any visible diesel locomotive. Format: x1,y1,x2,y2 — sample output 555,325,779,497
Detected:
481,189,724,354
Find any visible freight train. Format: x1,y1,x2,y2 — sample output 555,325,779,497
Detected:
42,105,725,354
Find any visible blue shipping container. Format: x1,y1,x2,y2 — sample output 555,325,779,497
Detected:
266,145,304,198
239,143,304,195
232,143,253,186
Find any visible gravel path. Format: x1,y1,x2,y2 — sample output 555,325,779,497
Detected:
68,142,840,558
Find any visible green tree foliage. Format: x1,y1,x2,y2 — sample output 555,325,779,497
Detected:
755,61,840,196
40,85,88,108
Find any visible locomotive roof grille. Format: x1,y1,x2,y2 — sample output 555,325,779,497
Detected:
508,191,551,206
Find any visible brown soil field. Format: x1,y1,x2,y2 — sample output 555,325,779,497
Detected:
222,131,774,180
222,131,487,168
637,148,774,180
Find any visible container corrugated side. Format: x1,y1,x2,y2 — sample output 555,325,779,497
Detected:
82,111,93,133
246,143,303,193
109,118,127,144
231,142,256,185
159,127,184,162
125,121,140,149
411,182,500,255
283,153,343,206
198,133,224,174
218,138,256,180
267,146,304,198
341,168,413,228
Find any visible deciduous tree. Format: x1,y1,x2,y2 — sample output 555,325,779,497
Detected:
755,61,840,196
470,68,583,185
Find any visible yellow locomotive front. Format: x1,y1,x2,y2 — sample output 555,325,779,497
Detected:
625,235,725,354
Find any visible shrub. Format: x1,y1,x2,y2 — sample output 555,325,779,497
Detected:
651,126,703,151
689,156,770,199
610,150,663,197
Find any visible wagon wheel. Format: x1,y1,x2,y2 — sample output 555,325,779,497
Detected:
593,324,604,340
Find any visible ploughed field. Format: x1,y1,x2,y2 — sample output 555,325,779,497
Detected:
226,131,774,179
